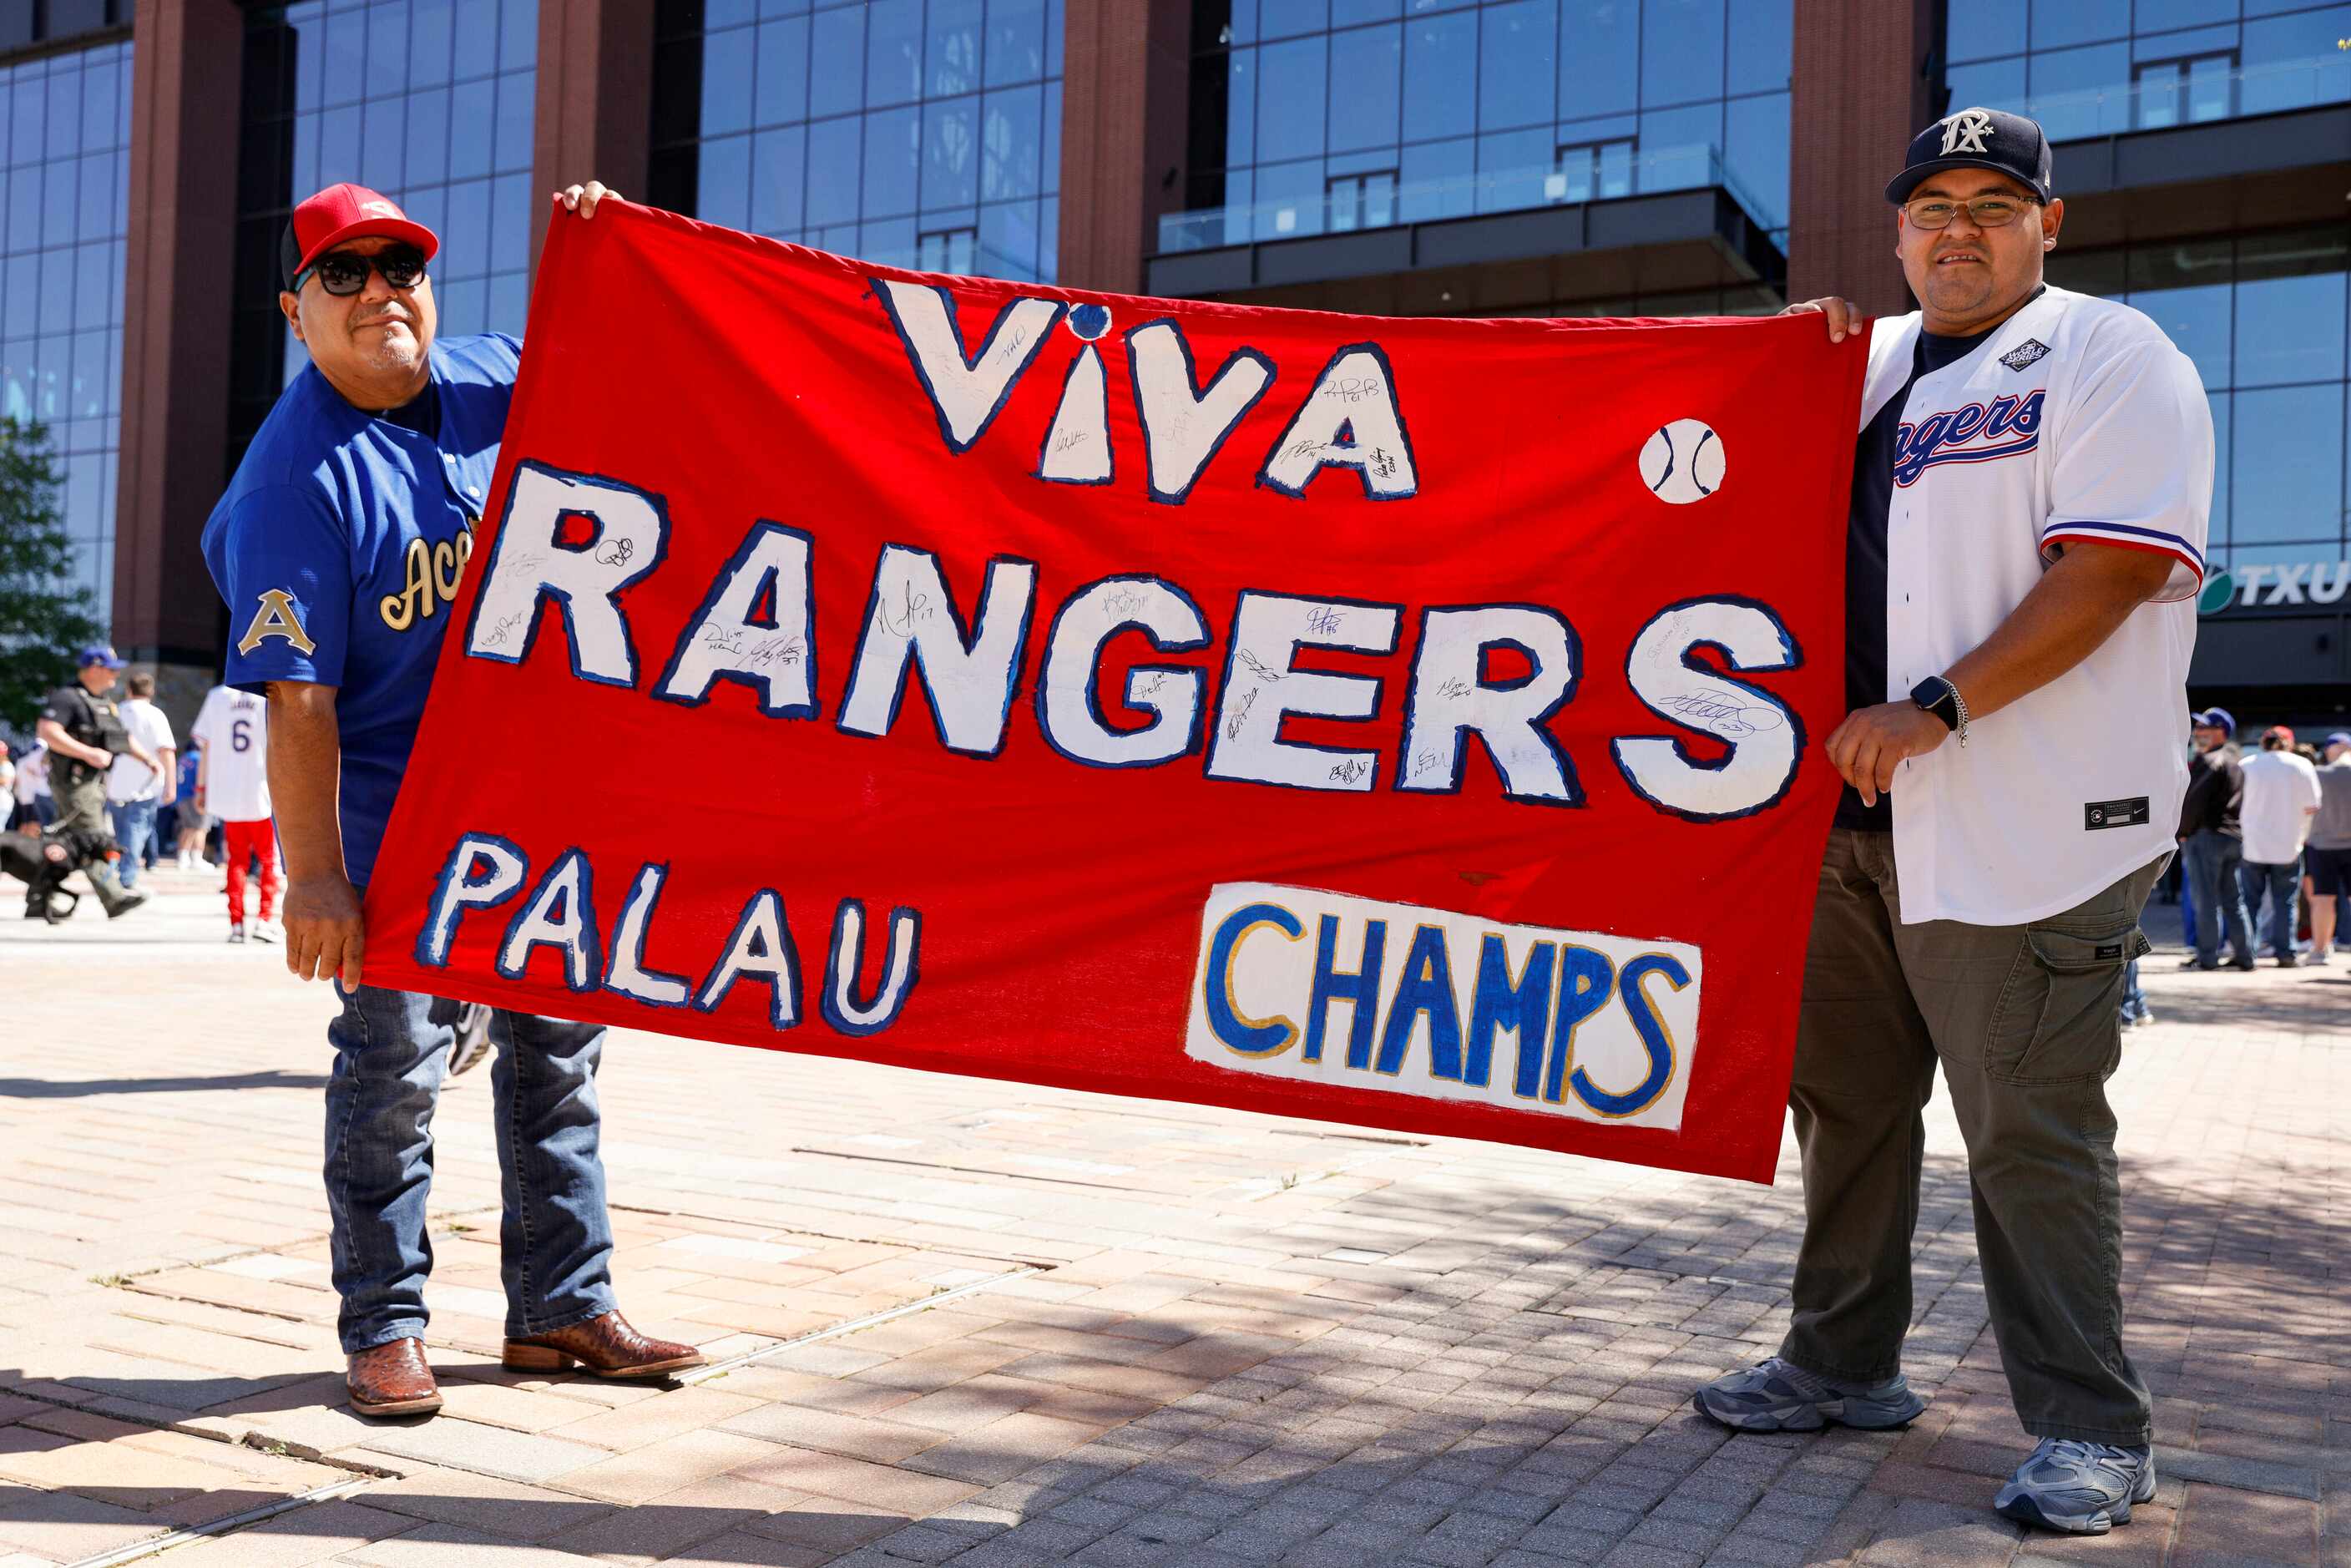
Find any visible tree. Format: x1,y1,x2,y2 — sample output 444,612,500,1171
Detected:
0,417,107,733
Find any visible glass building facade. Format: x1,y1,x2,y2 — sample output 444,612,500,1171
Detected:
1169,0,1791,252
0,39,131,622
648,0,1065,284
2049,225,2349,577
1943,0,2350,141
230,0,541,463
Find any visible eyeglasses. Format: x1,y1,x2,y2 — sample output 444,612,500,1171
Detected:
1903,195,2037,230
296,244,428,296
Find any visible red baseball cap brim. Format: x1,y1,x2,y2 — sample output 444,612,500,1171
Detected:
281,183,441,290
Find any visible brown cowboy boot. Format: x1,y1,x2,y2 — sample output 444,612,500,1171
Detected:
346,1337,442,1417
502,1312,705,1378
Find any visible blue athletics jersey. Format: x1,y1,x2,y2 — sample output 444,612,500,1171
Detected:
202,333,519,889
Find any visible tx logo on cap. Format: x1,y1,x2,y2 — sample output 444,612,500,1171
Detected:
1939,108,1995,154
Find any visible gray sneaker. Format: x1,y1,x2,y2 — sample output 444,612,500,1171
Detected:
1691,1356,1927,1433
1994,1439,2156,1534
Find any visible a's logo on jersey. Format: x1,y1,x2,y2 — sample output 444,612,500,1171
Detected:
2000,338,2050,372
1939,109,1995,155
238,589,316,656
1893,389,2045,487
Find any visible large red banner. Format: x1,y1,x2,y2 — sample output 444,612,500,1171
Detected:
364,201,1863,1183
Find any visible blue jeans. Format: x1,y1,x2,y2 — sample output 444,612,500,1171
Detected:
326,984,617,1353
2120,958,2147,1021
2238,857,2301,961
2180,829,2251,966
108,799,159,888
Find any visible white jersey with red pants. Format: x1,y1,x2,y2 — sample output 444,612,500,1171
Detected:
190,685,281,925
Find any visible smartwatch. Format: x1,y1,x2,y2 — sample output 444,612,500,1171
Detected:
1909,675,1969,746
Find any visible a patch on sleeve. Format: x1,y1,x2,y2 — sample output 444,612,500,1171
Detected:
2000,338,2050,372
238,589,317,657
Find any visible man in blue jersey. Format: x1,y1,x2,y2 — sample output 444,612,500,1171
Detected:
203,181,702,1418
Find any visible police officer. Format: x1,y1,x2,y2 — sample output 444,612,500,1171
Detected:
33,645,154,918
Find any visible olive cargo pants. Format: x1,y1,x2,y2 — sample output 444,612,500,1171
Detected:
1781,827,2163,1445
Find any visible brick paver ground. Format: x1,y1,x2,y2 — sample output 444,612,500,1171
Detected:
0,872,2342,1567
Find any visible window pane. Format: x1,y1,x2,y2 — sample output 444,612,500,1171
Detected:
981,84,1042,199
1403,12,1474,142
2232,385,2344,546
1256,155,1323,236
756,17,809,126
1257,36,1327,160
2027,42,2131,139
923,94,980,210
1725,0,1791,94
703,23,755,134
2031,0,2127,49
2242,8,2351,114
867,0,924,108
494,70,533,172
1479,0,1555,131
1944,58,2026,117
1327,24,1400,153
1723,91,1787,230
367,3,410,97
700,132,752,230
1475,125,1550,213
2235,236,2348,387
1398,134,1473,220
1261,0,1328,38
1557,0,1636,117
985,0,1045,86
1638,102,1719,193
810,8,866,119
752,124,806,234
929,0,982,96
1641,0,1723,106
806,118,861,225
412,0,455,87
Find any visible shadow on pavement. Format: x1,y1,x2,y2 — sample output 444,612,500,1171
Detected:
0,1070,328,1098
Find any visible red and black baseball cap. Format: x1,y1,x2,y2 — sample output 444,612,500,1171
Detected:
280,183,440,291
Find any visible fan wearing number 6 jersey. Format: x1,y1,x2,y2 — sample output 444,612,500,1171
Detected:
190,685,280,943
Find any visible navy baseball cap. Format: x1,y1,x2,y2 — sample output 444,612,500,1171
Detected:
1887,107,2055,205
77,645,125,670
2327,731,2351,748
2193,706,2236,732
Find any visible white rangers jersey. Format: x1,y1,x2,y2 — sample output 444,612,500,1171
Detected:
190,685,274,823
1862,285,2212,925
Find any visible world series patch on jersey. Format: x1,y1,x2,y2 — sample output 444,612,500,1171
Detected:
355,205,1870,1184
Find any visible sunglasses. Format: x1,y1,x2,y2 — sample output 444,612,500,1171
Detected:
1902,195,2038,230
296,244,428,296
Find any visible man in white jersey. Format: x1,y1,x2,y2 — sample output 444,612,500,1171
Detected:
190,684,281,943
1692,109,2212,1539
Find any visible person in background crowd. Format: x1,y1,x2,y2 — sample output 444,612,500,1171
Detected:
0,747,14,832
2177,708,2252,971
14,740,52,830
173,746,210,868
190,683,281,943
35,646,155,918
2307,732,2351,964
2118,957,2151,1029
2237,725,2321,967
104,670,178,891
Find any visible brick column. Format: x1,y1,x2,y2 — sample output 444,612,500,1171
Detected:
530,0,657,273
1787,0,1934,316
1057,0,1191,296
114,0,244,706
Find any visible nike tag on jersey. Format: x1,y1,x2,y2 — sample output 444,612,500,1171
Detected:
2084,797,2150,830
2000,339,2051,372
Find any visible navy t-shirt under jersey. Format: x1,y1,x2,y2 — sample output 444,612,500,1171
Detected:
1836,297,2039,832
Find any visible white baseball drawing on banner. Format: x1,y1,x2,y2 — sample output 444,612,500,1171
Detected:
1639,419,1725,504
